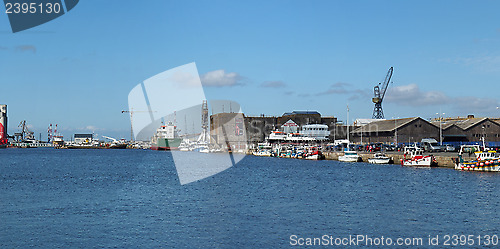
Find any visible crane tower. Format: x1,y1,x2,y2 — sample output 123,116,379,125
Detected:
372,67,393,119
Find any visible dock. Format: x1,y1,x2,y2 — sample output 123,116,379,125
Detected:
322,151,476,168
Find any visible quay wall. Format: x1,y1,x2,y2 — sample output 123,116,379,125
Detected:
322,152,467,168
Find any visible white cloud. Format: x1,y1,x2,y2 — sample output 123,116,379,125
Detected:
385,83,500,115
200,69,244,87
453,96,499,114
385,83,450,106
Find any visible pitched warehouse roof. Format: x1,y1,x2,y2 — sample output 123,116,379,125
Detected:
432,118,496,130
351,117,429,133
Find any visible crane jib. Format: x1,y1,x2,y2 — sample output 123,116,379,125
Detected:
372,67,394,119
379,67,393,99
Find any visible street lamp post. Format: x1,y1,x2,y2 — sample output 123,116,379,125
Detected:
395,119,398,150
360,128,363,145
436,112,445,146
392,117,399,148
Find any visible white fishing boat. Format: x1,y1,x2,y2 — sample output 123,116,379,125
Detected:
401,146,436,167
179,147,190,151
199,145,209,153
253,149,272,157
368,153,392,164
338,149,362,162
305,153,321,160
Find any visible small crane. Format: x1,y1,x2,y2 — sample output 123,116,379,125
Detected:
17,120,35,141
121,109,156,141
372,67,393,119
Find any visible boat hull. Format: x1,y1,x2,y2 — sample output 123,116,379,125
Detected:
338,156,361,162
152,138,182,150
66,145,104,149
454,159,500,172
253,150,272,157
368,158,391,164
401,156,434,167
109,144,128,149
305,154,320,160
455,164,499,172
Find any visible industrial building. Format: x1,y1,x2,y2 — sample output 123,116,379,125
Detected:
209,112,247,150
211,111,345,146
351,116,500,145
430,116,500,143
351,117,439,144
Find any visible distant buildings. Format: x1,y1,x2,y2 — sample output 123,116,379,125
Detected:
209,110,500,147
351,117,439,144
430,116,500,143
352,116,500,144
211,111,344,146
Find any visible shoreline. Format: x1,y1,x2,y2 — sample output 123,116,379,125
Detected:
323,152,455,168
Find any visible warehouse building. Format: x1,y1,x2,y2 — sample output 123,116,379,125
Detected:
351,117,439,144
430,117,500,142
351,116,500,144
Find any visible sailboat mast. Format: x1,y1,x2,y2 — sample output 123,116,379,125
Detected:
347,105,350,142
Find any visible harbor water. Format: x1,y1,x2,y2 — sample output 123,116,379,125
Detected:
1,148,499,248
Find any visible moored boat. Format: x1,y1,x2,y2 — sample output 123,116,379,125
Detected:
253,149,272,157
368,153,393,164
338,149,362,162
303,146,324,160
401,146,436,167
454,149,500,172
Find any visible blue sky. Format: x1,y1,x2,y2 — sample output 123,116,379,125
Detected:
1,0,500,140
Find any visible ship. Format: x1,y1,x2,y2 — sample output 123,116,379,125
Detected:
151,122,182,150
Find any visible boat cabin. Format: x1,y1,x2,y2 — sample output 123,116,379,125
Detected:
475,151,499,161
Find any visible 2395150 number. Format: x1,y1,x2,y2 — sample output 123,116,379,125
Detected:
5,2,62,14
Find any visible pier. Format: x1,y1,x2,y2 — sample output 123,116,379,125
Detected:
321,151,475,168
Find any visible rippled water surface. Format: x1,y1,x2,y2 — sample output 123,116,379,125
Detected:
1,148,499,248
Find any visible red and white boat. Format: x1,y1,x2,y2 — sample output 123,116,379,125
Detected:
304,147,324,160
401,146,436,167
